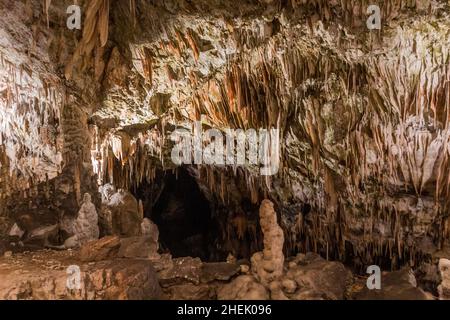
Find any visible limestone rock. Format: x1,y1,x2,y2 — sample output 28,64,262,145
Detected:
79,236,121,262
240,264,250,274
165,283,214,300
200,262,240,283
285,253,352,300
438,258,450,300
0,251,162,300
99,183,116,202
98,184,116,236
354,268,431,300
281,278,297,294
25,224,59,246
141,217,159,238
98,206,114,236
104,189,142,237
151,253,174,272
268,280,289,300
8,223,24,239
2,0,450,302
72,193,100,246
158,257,203,287
251,199,284,286
118,236,159,259
217,275,269,300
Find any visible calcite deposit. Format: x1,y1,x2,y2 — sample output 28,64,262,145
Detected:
68,193,100,247
1,0,450,300
251,199,285,286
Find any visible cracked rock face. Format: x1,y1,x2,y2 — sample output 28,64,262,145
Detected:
1,0,450,300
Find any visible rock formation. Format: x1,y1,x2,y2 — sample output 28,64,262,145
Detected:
102,189,142,237
1,0,450,300
59,193,100,249
217,275,269,300
0,250,162,300
251,199,284,286
438,259,450,300
73,193,100,245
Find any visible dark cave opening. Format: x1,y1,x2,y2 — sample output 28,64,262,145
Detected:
131,167,265,262
138,168,219,261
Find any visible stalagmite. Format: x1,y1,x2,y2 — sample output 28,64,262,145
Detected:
251,199,284,286
63,193,100,248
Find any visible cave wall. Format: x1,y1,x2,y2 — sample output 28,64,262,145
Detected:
0,0,100,234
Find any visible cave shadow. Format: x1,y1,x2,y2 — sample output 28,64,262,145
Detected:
141,168,217,261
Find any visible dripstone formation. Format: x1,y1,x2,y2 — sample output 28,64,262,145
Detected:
0,0,450,300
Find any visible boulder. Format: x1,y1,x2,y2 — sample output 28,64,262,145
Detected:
118,236,159,259
217,275,269,300
25,224,59,246
354,268,432,300
285,253,352,300
79,236,121,262
104,189,142,237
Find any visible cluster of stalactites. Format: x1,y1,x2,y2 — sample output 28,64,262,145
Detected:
91,125,166,189
0,52,63,197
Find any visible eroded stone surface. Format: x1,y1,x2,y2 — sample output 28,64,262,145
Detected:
354,268,431,300
217,275,269,300
79,236,121,262
284,253,352,300
438,258,450,300
102,189,142,237
0,250,162,300
118,236,160,260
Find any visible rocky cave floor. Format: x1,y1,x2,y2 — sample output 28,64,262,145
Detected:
0,244,439,300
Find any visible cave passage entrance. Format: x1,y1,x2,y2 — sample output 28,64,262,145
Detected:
148,168,217,261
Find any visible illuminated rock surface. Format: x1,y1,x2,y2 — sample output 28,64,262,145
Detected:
1,0,450,300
